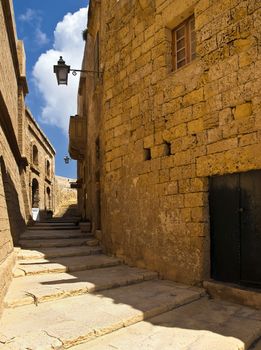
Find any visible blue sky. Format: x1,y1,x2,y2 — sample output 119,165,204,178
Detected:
13,0,89,179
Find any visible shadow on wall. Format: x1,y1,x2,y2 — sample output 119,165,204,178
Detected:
0,156,26,245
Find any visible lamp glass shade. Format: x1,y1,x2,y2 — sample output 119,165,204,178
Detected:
53,57,70,85
64,156,70,164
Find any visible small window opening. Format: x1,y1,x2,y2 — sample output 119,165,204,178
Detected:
46,160,50,177
144,148,151,161
172,15,196,71
164,141,171,156
96,138,100,160
32,145,38,165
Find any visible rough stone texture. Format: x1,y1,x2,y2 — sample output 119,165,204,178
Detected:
54,176,78,217
19,237,96,249
0,0,27,316
4,265,158,307
0,280,204,349
13,254,122,277
204,280,261,310
17,245,102,260
72,297,261,350
76,0,261,285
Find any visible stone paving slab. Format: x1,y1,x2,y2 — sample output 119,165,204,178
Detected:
19,237,92,248
0,280,205,349
13,254,122,277
71,297,261,350
20,230,91,240
17,246,102,260
5,265,158,307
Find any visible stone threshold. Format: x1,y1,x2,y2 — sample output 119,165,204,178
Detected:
203,280,261,310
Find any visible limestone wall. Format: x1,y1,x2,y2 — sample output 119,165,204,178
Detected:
54,176,78,215
0,0,28,314
81,0,261,285
0,0,18,136
0,127,27,315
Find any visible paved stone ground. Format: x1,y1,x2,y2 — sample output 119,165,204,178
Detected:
0,219,260,349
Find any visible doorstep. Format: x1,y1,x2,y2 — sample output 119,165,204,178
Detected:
203,280,261,310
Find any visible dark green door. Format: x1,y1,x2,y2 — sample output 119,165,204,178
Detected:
209,170,261,287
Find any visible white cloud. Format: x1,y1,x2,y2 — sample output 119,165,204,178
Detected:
32,7,88,134
19,8,37,22
35,28,49,46
19,8,49,47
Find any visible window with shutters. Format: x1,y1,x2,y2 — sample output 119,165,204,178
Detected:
172,15,196,71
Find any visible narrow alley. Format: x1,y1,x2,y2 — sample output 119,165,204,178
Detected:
1,0,261,349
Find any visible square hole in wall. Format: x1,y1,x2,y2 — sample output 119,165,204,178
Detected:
164,141,172,156
144,148,151,161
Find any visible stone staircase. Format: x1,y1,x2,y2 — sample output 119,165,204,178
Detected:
0,219,260,349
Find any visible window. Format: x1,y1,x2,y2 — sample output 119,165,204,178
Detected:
32,145,38,165
46,160,51,177
172,15,196,71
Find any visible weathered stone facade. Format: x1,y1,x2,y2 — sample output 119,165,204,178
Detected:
25,108,55,219
75,0,261,285
0,0,56,314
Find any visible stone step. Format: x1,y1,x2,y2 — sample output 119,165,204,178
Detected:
13,254,121,277
46,217,80,223
34,222,78,226
71,297,261,350
19,237,98,249
17,246,102,260
27,225,80,231
20,230,91,240
0,280,205,349
203,280,261,310
5,265,158,307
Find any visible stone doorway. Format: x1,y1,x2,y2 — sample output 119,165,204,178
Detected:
209,170,261,288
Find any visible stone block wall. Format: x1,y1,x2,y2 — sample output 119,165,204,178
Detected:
0,0,19,136
0,126,27,315
82,0,261,285
0,0,27,314
54,176,78,215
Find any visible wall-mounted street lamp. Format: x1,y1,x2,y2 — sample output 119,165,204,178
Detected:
53,56,100,85
64,155,71,164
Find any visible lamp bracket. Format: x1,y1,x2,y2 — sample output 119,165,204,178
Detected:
70,69,101,75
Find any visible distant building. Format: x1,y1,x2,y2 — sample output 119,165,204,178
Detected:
0,0,56,314
54,175,78,216
71,0,261,288
25,108,55,218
